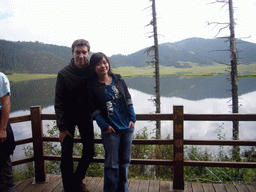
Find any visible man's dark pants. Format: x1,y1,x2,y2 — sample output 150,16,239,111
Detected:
61,117,94,192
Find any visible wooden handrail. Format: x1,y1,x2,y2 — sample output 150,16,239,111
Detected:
10,105,256,190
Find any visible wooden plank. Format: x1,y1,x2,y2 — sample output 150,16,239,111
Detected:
170,182,184,192
129,180,140,192
234,184,249,192
246,184,256,192
184,161,256,168
224,184,238,192
184,114,256,121
14,177,34,192
184,140,256,146
191,183,203,192
86,177,101,192
213,184,226,192
83,177,93,187
173,106,184,190
23,175,52,192
52,181,64,192
138,180,150,192
202,183,215,192
10,115,31,123
127,179,131,187
159,181,171,192
186,182,193,192
30,106,46,182
16,176,256,192
149,180,160,192
41,175,62,192
34,175,58,191
136,113,173,121
94,178,104,192
14,180,23,189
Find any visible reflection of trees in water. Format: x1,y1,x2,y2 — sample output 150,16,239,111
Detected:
125,75,256,100
9,75,256,112
10,78,56,112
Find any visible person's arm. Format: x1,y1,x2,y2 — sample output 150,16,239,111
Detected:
54,73,73,144
0,94,10,143
121,77,136,123
55,73,68,131
128,104,136,123
95,113,111,131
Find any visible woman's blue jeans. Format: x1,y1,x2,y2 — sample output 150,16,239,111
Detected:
102,126,134,192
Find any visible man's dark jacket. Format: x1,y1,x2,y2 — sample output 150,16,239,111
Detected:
54,59,91,131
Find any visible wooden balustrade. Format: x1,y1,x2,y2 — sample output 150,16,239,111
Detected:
9,106,256,190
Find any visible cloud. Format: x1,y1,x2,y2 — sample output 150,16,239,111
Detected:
1,0,256,56
0,12,12,20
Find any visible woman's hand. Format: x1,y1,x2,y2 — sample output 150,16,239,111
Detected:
0,129,7,143
129,121,135,128
103,126,115,134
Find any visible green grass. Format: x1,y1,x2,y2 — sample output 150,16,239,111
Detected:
6,63,256,82
7,73,57,83
114,63,256,77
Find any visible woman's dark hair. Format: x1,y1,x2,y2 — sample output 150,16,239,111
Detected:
89,52,112,77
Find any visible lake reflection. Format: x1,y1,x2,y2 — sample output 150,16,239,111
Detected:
9,75,256,160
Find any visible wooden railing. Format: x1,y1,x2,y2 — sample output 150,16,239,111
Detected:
10,105,256,190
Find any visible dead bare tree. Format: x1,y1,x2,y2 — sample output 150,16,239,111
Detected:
144,0,161,139
208,0,240,161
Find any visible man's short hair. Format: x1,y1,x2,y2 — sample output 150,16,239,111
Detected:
71,39,90,52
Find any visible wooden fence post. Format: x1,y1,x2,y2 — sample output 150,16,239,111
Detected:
173,106,184,190
30,106,46,183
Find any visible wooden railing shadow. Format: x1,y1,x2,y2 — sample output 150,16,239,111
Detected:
10,105,256,190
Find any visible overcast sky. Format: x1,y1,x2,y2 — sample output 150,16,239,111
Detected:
0,0,255,56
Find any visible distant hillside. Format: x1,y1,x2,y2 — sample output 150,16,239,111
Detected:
1,38,256,74
110,38,256,68
0,40,71,74
109,42,213,68
174,37,256,65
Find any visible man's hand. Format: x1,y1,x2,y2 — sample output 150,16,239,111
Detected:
0,129,7,143
129,121,135,128
103,126,115,134
59,130,72,144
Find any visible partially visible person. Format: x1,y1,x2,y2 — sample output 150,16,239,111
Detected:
54,39,94,192
0,72,15,192
87,52,136,192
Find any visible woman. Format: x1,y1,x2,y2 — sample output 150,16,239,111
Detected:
87,52,136,192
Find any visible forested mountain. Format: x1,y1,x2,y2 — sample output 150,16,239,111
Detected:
174,37,256,65
1,38,256,74
109,38,256,68
0,40,70,74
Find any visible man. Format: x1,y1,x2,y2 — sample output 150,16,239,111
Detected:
0,72,15,192
55,39,94,192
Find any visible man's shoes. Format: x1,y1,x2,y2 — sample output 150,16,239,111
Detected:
73,183,91,192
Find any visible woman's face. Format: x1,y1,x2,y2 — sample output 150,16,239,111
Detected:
95,57,109,76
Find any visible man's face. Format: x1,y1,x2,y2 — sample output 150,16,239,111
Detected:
72,46,90,68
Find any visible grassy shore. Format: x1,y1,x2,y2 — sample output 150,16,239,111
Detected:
7,73,57,83
113,63,256,78
6,63,256,82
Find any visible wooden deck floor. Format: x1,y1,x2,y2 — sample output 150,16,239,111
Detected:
14,174,256,192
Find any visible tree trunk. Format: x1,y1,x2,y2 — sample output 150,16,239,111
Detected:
229,0,240,161
152,0,161,139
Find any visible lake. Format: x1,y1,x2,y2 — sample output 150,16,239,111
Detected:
9,74,256,160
